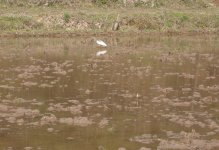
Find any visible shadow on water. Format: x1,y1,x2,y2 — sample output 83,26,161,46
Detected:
0,35,219,150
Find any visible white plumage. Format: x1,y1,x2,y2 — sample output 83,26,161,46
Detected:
96,50,107,56
96,40,107,47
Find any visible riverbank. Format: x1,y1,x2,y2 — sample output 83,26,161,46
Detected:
0,1,219,37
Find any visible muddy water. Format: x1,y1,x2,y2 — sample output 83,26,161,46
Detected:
0,35,219,150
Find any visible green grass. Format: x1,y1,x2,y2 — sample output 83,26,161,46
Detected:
173,12,189,22
63,12,71,23
0,16,42,31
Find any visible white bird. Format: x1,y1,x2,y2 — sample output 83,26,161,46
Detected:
96,50,107,56
96,40,107,47
92,37,107,47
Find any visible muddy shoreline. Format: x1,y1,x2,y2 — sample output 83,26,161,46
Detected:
0,30,218,38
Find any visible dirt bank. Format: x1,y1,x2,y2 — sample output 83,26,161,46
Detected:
0,1,218,37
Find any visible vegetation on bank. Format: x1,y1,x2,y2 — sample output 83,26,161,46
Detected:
0,0,216,8
0,0,218,35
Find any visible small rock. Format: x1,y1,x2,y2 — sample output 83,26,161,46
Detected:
85,89,91,95
139,147,151,150
47,128,54,132
112,21,120,31
24,147,32,150
66,137,74,140
98,145,105,150
118,147,126,150
7,147,13,150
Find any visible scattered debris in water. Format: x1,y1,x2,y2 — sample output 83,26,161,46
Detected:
0,36,218,149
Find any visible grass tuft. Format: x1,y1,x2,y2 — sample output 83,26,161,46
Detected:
63,12,71,23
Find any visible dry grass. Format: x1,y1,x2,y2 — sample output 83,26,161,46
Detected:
0,16,43,31
0,0,215,8
0,0,218,34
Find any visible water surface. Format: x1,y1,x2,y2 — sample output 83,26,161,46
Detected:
0,35,219,150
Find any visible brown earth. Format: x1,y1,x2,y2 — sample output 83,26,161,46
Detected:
213,0,219,5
